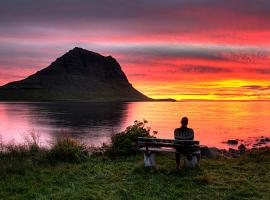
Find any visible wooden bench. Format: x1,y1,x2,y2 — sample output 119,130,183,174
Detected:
138,137,201,168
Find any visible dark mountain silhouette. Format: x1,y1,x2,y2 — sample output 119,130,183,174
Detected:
0,47,151,101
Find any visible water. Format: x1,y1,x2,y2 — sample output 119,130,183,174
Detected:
0,101,270,149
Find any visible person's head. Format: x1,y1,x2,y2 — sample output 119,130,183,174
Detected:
181,116,188,126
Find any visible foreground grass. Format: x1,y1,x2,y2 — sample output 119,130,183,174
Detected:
0,148,269,200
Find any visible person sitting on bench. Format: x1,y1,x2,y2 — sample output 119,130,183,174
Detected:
174,116,194,169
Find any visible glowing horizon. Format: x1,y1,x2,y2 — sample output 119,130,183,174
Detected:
1,1,270,100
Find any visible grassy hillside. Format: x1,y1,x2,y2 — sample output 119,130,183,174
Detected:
0,147,269,200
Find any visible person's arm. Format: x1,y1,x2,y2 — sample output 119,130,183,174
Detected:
174,129,178,139
190,129,194,140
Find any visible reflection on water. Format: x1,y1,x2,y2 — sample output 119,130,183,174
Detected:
0,102,128,146
0,101,270,149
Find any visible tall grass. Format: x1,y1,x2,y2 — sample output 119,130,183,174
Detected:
48,135,88,163
0,131,89,163
0,131,42,160
22,130,40,152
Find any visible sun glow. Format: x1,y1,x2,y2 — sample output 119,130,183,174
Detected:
210,79,270,88
135,79,270,101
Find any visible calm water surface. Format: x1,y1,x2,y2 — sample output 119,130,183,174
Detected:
0,101,270,149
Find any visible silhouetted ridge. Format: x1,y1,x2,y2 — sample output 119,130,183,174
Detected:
0,47,151,101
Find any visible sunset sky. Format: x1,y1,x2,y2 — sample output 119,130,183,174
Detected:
1,0,270,100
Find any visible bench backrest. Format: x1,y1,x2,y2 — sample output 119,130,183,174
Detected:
138,137,199,148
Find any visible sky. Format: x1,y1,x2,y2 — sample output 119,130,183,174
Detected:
1,0,270,100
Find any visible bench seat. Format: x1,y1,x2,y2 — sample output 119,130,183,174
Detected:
138,137,201,168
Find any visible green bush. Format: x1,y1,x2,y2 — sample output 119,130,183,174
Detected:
105,120,156,156
48,137,88,163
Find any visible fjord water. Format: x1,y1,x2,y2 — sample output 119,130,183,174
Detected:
0,101,269,149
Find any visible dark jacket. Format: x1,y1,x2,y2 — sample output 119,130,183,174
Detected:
174,126,194,140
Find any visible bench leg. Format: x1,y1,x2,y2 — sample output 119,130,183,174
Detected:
144,152,156,167
175,153,181,170
195,153,201,163
184,154,198,169
194,151,201,166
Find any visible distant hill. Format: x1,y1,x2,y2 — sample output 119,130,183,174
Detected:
0,47,151,101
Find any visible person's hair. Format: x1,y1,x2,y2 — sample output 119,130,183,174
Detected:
181,117,188,126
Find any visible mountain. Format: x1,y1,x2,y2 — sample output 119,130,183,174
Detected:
0,47,151,101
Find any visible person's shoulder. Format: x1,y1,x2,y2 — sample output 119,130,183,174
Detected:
188,128,194,132
174,128,180,132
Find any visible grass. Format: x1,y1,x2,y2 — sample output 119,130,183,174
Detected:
0,147,270,200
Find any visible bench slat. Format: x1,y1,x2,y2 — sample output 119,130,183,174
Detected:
138,137,199,145
139,147,201,155
139,147,176,153
138,142,199,148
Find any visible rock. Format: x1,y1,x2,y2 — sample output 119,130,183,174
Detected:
222,150,231,157
229,148,240,157
200,146,220,158
227,140,238,145
259,137,270,143
238,144,246,154
259,138,265,143
253,142,264,146
200,146,211,157
0,47,151,101
208,148,221,158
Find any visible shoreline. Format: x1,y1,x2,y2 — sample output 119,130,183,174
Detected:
1,133,269,152
0,139,269,199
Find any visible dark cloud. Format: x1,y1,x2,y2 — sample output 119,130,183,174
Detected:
1,0,270,40
112,45,229,61
1,42,267,72
242,85,262,90
250,68,270,74
179,65,233,73
1,1,270,26
93,43,269,63
242,85,270,90
211,93,243,97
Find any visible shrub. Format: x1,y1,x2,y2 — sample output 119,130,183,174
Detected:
48,136,88,163
105,120,156,156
